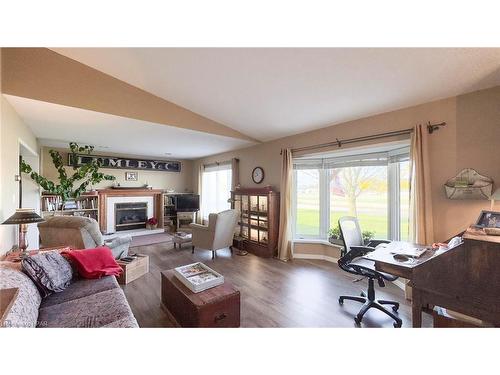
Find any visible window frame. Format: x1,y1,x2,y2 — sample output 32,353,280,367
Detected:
293,144,409,241
201,161,233,221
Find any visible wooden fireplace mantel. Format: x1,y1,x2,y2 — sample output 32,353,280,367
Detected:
98,188,164,233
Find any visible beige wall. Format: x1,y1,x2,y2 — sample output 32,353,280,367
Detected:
0,95,39,254
40,147,194,192
194,85,500,243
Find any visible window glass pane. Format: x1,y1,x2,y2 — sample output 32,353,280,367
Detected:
201,168,232,220
399,161,410,241
330,166,388,239
296,169,320,237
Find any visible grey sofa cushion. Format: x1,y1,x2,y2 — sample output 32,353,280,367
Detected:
40,276,117,309
37,286,138,328
22,251,73,297
0,267,41,328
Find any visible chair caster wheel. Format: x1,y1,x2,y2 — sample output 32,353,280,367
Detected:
338,297,344,305
354,317,361,326
393,321,402,328
392,305,399,312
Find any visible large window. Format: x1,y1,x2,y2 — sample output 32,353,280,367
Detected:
201,162,232,220
293,144,410,241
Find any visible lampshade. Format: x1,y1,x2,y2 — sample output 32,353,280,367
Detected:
2,208,44,225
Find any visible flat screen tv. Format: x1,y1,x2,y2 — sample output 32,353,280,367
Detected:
175,194,200,212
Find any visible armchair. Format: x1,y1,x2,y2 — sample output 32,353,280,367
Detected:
189,209,238,259
337,216,402,327
38,216,131,259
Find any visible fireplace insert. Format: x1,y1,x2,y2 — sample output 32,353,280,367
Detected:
115,202,148,232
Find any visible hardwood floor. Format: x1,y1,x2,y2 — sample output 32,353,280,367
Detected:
122,241,432,328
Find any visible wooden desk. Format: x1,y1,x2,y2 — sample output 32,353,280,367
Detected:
1,288,19,327
364,233,500,328
363,241,440,327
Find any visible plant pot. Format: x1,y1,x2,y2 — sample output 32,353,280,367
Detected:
328,237,344,246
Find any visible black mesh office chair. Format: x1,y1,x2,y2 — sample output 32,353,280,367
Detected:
337,216,402,328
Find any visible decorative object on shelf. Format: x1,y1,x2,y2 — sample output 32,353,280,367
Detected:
21,142,116,203
252,167,265,184
490,188,500,210
69,153,181,172
1,209,45,257
146,217,158,230
444,168,493,200
125,171,138,181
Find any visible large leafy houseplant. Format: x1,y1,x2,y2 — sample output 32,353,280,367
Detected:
21,142,115,204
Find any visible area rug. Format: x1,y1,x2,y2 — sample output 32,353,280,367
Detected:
130,233,173,248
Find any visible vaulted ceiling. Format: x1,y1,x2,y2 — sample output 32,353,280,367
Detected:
53,48,500,141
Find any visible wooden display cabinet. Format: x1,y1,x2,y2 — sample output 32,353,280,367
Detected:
231,187,279,258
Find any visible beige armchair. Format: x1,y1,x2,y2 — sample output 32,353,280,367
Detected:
189,209,238,259
38,216,132,259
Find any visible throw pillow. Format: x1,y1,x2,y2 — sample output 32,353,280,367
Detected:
22,251,74,298
62,246,123,279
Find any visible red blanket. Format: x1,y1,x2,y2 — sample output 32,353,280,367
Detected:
63,247,123,279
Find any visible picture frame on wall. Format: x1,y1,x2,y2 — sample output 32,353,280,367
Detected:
125,171,138,181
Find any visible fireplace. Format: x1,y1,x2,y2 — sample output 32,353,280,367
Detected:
114,202,148,232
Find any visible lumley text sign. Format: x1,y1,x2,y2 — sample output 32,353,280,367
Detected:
69,154,182,172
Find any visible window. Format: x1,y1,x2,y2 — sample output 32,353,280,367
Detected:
201,162,232,220
293,143,410,241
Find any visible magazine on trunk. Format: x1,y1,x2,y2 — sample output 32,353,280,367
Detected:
174,262,224,293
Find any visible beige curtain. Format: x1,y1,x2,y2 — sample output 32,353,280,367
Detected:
196,163,204,224
277,148,294,261
231,158,240,190
409,124,434,244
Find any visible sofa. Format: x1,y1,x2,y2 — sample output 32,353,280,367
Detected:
0,265,138,328
190,209,238,259
38,216,132,259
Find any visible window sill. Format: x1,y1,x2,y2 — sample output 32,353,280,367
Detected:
293,238,343,248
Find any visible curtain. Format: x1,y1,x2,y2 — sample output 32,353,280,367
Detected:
231,158,240,190
409,124,434,244
196,163,204,224
277,148,294,261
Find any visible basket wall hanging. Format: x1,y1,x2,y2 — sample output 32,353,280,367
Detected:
444,168,493,200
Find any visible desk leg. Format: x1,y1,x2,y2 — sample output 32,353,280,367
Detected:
411,289,422,328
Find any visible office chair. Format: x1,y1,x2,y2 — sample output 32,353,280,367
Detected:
337,216,403,328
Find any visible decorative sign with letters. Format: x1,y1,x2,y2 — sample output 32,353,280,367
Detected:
69,154,182,172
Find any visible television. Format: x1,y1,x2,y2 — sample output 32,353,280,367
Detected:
175,194,200,212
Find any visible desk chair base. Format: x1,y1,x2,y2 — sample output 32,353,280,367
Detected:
339,278,402,328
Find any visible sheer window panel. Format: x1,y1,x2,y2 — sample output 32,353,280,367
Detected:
201,164,232,220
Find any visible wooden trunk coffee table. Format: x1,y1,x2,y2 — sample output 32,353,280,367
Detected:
161,269,240,327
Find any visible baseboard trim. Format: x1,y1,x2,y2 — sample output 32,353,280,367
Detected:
293,253,339,263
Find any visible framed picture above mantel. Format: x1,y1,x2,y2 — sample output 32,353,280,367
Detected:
69,154,181,172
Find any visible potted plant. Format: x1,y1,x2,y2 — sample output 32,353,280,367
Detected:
21,142,115,208
362,230,375,244
328,225,344,245
147,217,158,230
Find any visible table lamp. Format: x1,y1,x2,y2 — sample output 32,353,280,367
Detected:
2,208,45,256
491,188,500,210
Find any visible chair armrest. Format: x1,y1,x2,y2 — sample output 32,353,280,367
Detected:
189,223,209,231
105,235,132,247
367,239,391,247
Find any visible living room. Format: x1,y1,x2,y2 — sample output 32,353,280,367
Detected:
1,2,499,374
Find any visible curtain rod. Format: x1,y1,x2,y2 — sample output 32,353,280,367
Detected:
287,122,446,154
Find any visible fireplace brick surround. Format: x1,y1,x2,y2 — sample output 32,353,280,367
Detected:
98,189,164,234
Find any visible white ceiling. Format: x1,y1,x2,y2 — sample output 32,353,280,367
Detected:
4,95,255,160
53,48,500,141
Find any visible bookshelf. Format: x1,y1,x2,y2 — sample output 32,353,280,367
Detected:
41,193,100,221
